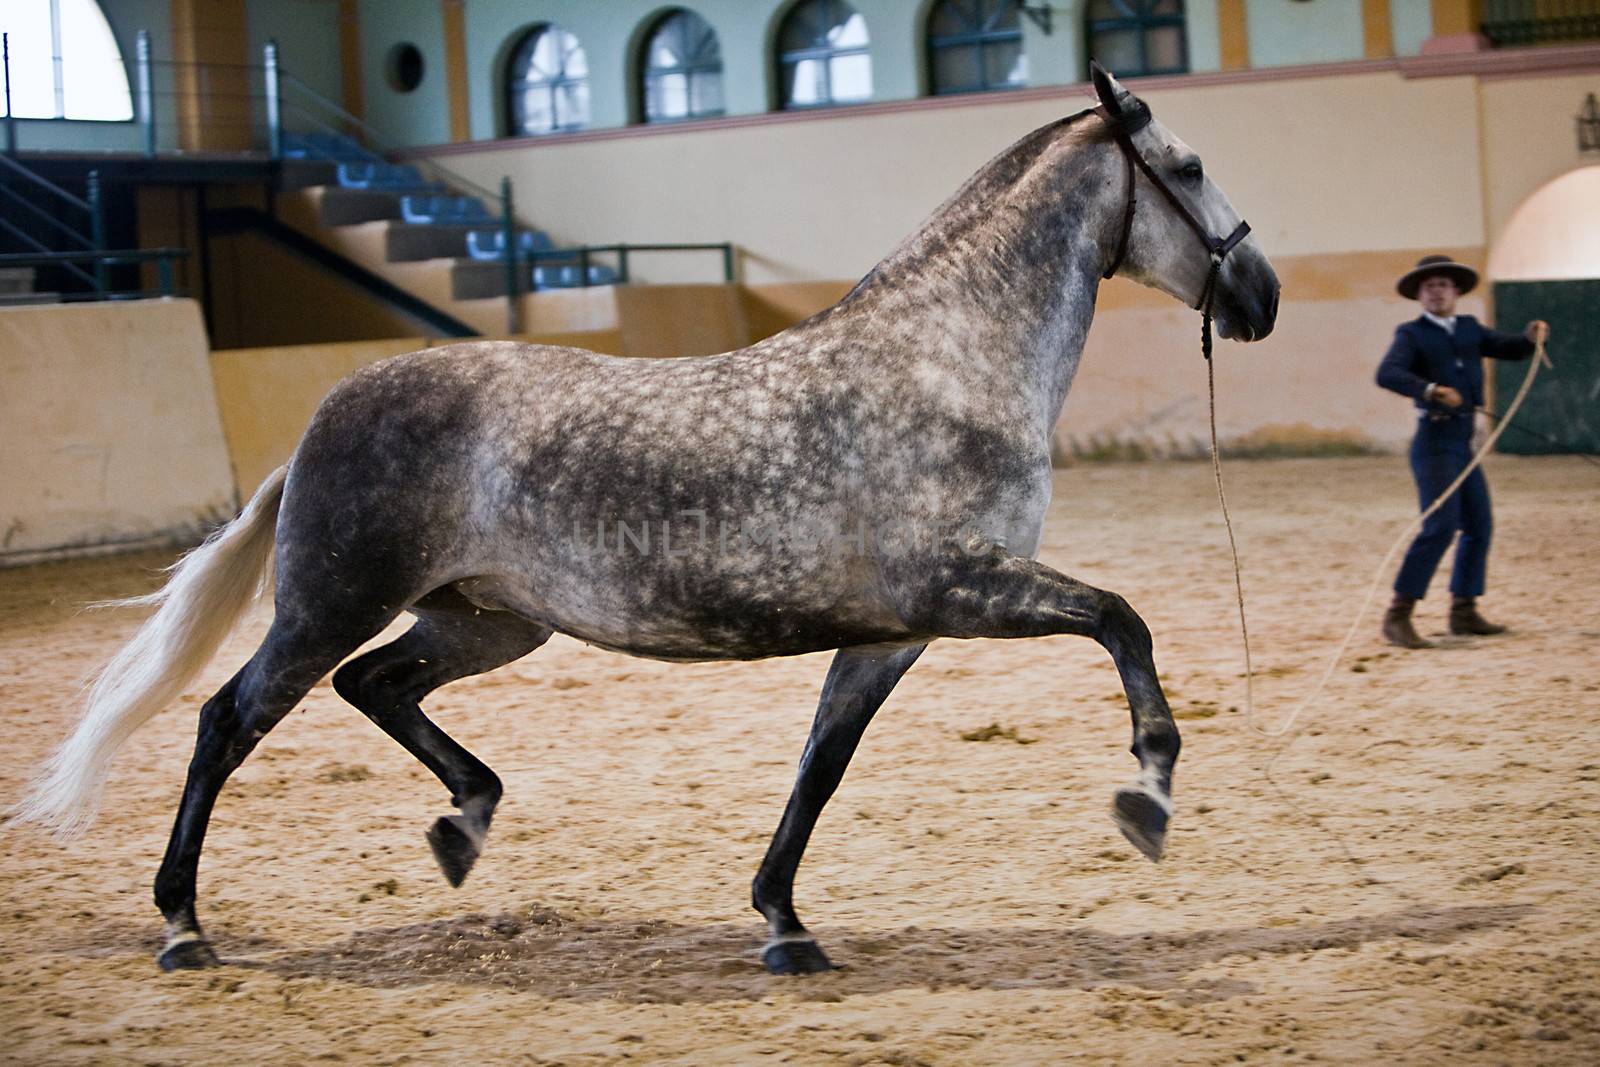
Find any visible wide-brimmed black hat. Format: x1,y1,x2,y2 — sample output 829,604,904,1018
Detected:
1396,255,1478,299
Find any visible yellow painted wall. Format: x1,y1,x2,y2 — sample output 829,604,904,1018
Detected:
0,300,235,564
741,281,857,341
614,284,749,357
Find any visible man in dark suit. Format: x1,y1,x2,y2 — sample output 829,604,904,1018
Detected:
1375,255,1548,649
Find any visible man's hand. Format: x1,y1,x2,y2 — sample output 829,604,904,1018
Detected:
1430,384,1464,409
1526,319,1550,344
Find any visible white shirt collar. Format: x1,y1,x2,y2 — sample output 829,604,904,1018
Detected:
1422,311,1457,335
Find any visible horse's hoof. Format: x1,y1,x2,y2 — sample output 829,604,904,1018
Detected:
158,938,220,971
427,815,482,887
763,939,836,976
1112,786,1169,863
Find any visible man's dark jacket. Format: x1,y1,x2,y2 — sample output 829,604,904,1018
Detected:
1376,315,1533,418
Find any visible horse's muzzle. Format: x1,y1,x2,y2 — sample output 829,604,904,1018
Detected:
1214,256,1280,343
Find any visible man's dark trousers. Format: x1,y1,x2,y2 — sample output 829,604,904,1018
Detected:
1394,416,1490,599
1377,314,1532,601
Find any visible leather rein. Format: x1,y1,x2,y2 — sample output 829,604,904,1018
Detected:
1092,100,1252,360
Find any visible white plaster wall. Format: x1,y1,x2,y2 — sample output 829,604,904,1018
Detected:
1489,166,1600,280
434,68,1489,285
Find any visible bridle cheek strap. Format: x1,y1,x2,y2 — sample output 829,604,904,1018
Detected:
1094,104,1252,359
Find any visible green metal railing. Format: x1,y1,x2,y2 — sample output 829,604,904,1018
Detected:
0,154,108,291
526,242,736,286
1482,0,1600,46
0,248,189,300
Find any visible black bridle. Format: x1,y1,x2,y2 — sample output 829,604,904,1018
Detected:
1092,82,1251,360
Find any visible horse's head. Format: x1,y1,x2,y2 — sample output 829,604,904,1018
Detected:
1089,65,1279,342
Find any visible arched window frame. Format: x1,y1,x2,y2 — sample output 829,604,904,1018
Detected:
925,0,1028,96
503,23,590,137
0,0,133,121
774,0,873,111
1084,0,1188,79
638,8,725,124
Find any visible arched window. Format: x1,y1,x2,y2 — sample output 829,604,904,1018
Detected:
0,0,132,120
775,0,872,110
505,24,589,136
1085,0,1187,78
640,9,724,123
926,0,1027,95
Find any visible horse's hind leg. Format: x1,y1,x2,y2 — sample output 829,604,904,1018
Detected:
331,591,552,887
155,615,388,970
753,642,926,975
907,550,1180,862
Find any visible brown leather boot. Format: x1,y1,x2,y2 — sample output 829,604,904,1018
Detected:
1382,595,1433,649
1450,596,1507,635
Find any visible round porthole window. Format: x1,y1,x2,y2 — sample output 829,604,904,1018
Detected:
386,43,425,93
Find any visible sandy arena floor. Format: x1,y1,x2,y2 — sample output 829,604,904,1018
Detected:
1,455,1597,1065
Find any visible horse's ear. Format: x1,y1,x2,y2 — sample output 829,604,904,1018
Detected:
1089,61,1127,116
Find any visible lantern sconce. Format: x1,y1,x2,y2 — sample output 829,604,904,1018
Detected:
1579,93,1600,154
1016,2,1055,35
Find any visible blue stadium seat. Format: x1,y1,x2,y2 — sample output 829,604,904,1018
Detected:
283,131,374,162
336,162,426,189
466,229,559,261
400,195,494,224
529,260,616,289
465,230,504,260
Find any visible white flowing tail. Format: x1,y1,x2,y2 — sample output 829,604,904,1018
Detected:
11,466,288,836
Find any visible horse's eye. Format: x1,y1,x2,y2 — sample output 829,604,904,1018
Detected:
1180,161,1203,182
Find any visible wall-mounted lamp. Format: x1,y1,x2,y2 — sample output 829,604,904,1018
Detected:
1016,2,1056,35
1579,93,1600,154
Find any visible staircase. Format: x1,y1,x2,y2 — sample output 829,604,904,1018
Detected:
265,130,621,337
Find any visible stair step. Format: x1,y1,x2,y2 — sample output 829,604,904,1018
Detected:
278,159,340,191
384,223,485,262
313,185,446,226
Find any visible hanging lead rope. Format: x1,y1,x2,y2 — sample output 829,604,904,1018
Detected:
1198,330,1551,906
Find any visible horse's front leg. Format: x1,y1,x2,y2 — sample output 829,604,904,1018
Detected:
904,549,1180,861
753,642,926,975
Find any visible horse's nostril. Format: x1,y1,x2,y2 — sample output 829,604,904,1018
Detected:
1269,287,1280,319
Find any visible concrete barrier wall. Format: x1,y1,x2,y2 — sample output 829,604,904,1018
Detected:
0,300,236,566
3,265,1475,572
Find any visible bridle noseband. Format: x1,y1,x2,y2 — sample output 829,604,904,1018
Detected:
1093,96,1251,360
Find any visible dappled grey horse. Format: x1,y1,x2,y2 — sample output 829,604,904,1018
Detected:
19,67,1278,975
